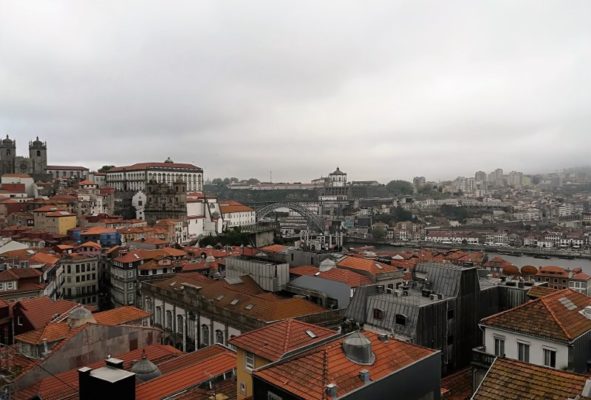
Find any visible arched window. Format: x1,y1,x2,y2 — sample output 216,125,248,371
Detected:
166,310,172,329
201,324,210,346
215,329,224,344
395,314,407,326
177,315,184,334
155,306,161,325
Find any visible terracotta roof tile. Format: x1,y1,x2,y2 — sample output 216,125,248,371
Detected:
93,306,150,326
527,285,558,299
151,274,326,322
15,322,71,345
136,348,235,400
254,331,436,400
290,265,372,288
14,296,79,330
441,367,472,400
482,288,591,342
473,357,590,400
337,255,399,276
109,162,202,172
229,319,337,361
16,344,182,400
259,244,287,254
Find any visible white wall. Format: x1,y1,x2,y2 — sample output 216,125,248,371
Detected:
484,326,569,369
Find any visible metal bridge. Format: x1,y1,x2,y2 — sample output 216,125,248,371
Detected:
255,202,324,232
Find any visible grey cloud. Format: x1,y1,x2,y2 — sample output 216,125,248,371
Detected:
0,0,590,182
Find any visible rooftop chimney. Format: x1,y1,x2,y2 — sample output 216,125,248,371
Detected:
359,369,371,384
325,383,337,400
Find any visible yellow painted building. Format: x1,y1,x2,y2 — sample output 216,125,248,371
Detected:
235,348,272,400
229,319,337,400
45,212,77,235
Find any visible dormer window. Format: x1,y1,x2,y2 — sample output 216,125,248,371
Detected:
373,308,384,320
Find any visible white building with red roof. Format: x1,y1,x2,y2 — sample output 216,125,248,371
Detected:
105,158,203,192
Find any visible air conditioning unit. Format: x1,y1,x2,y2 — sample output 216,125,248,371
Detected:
393,289,402,297
429,293,438,301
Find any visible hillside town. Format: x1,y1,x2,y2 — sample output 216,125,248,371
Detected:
0,137,590,399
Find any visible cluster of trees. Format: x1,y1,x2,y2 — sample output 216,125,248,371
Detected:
210,177,260,186
199,228,252,247
385,180,414,196
373,206,415,225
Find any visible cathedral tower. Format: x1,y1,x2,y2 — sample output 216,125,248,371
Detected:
0,135,16,175
29,136,48,175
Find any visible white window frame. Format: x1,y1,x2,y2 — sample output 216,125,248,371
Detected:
245,351,255,371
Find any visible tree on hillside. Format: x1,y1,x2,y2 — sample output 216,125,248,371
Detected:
98,165,115,173
386,180,414,196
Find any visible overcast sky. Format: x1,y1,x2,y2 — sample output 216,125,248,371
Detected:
1,1,590,183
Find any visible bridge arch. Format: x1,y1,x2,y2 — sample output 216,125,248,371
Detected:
256,202,324,232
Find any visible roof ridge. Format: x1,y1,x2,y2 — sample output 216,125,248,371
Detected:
481,292,548,324
282,319,292,354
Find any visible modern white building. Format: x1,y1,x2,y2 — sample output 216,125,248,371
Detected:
106,158,203,192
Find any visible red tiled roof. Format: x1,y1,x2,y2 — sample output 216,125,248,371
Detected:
81,226,117,235
260,244,287,254
229,319,337,361
152,274,326,322
527,285,558,299
136,349,235,400
573,272,591,281
15,322,71,345
29,252,60,266
93,306,150,326
0,268,42,282
254,331,436,400
337,255,398,275
16,344,182,400
290,265,372,288
536,265,569,277
220,201,254,214
157,344,229,374
109,162,202,172
473,357,590,400
78,241,102,249
441,367,472,400
482,288,591,341
46,165,89,170
15,296,79,330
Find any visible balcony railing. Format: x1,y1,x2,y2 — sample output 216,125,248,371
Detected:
472,346,496,369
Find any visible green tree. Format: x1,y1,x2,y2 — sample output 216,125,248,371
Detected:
98,165,115,173
372,225,387,240
386,180,414,196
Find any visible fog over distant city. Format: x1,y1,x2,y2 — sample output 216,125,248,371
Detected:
1,0,590,181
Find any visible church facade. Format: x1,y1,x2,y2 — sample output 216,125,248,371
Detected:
0,135,48,178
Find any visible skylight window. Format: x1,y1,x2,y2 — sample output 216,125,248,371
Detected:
230,299,239,305
245,304,254,310
314,272,321,276
375,263,383,270
305,330,317,338
215,295,224,301
559,297,577,311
